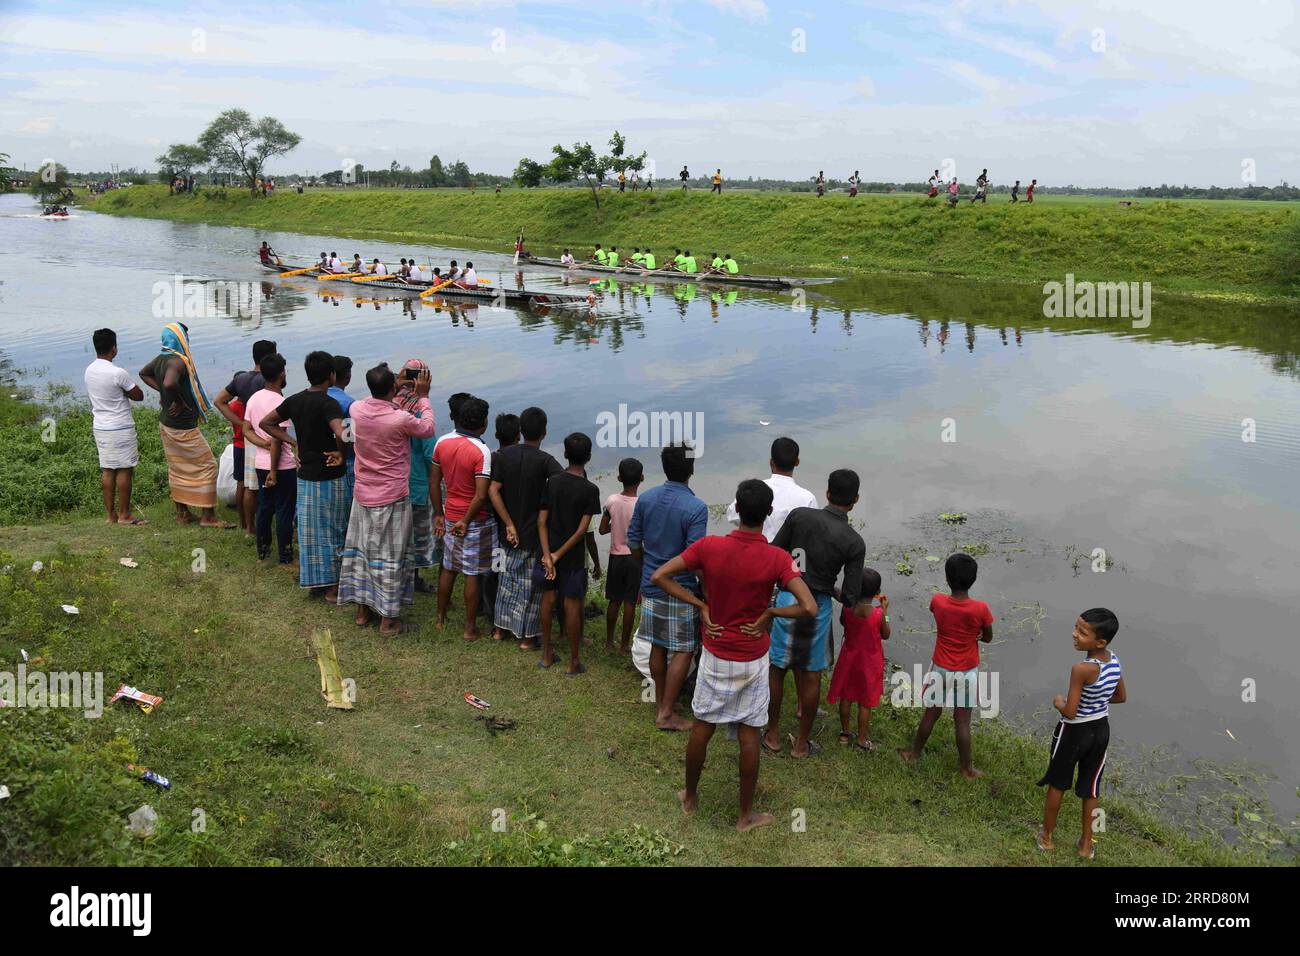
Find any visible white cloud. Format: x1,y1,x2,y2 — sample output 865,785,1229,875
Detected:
703,0,769,22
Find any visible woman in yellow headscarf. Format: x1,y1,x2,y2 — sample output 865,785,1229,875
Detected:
138,323,233,527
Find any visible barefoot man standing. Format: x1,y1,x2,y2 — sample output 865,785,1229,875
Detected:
651,479,816,832
139,323,232,528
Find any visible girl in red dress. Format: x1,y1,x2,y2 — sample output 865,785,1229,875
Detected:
828,568,890,750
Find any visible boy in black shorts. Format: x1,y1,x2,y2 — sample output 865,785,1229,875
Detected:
599,457,644,653
537,433,603,675
1036,607,1125,859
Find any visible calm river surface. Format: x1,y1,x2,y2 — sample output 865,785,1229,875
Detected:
3,191,1298,826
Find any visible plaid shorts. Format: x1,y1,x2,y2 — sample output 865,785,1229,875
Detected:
442,516,496,576
637,593,700,653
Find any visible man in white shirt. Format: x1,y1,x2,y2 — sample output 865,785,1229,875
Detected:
725,436,817,541
329,252,345,273
407,261,424,282
446,260,462,283
84,328,146,525
369,258,388,275
559,249,575,266
459,262,478,287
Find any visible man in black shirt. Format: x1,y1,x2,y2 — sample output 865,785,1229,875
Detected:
258,351,346,598
537,432,602,674
765,469,866,758
488,406,562,648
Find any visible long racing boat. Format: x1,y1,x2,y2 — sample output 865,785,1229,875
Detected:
518,255,836,289
260,261,593,308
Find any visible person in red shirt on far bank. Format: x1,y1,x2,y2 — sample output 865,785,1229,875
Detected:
651,479,816,833
899,552,994,778
1026,178,1037,203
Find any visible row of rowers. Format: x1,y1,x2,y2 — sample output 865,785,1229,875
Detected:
313,251,481,286
572,246,741,275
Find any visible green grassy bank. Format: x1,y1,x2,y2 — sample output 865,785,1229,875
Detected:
91,186,1300,302
0,395,1286,866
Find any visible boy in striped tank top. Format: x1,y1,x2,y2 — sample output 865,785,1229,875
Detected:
1036,608,1125,859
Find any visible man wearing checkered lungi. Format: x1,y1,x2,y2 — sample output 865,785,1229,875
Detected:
487,407,562,648
253,351,348,601
628,443,709,731
650,479,817,832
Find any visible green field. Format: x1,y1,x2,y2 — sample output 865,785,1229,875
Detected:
0,393,1286,866
91,186,1300,302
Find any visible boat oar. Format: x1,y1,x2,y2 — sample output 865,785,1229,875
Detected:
318,272,361,281
279,265,319,277
350,274,389,282
419,279,454,298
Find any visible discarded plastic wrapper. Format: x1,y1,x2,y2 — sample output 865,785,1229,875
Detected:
119,558,139,569
109,684,164,714
31,561,44,573
0,785,10,799
312,629,353,710
464,693,490,711
61,605,79,615
127,804,157,837
127,763,171,789
20,649,27,662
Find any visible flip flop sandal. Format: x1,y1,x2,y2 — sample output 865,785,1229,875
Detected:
1034,828,1052,852
118,516,149,526
761,738,782,755
788,734,822,758
563,664,587,677
1076,839,1095,860
538,658,557,670
379,621,420,636
837,732,854,745
854,740,876,752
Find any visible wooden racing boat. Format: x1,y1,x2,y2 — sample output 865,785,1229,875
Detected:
260,261,592,307
518,255,836,289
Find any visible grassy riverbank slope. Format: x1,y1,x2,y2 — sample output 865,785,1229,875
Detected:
0,393,1283,866
91,186,1300,302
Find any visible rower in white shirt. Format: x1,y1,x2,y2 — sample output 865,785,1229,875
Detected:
459,262,478,287
369,258,388,275
724,437,817,541
560,248,575,266
446,260,462,283
328,251,345,273
407,261,424,282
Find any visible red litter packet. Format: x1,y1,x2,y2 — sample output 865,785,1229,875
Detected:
463,693,490,711
110,684,164,714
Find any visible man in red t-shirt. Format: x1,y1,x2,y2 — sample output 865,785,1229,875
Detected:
899,552,994,778
430,395,496,641
651,479,816,833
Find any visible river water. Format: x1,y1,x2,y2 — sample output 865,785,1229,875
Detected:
2,192,1298,833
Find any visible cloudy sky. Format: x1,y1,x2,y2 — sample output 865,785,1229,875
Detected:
2,0,1297,187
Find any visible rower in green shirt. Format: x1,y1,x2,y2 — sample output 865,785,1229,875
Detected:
672,249,685,270
642,250,657,270
723,254,739,274
682,251,698,274
630,247,644,264
710,253,724,272
593,244,607,265
607,247,620,267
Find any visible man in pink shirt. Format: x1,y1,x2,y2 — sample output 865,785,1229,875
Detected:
429,395,496,642
337,363,436,635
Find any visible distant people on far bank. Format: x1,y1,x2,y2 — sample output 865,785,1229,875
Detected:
711,169,722,194
848,171,860,197
815,171,826,196
680,166,690,190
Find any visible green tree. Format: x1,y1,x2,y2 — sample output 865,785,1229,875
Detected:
449,160,472,188
513,158,546,188
0,152,12,192
196,109,301,195
156,143,208,183
429,154,447,187
30,160,70,204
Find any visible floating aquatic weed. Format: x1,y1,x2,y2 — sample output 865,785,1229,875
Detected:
938,512,967,524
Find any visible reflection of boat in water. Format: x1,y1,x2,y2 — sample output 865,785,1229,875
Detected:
262,261,592,309
521,255,835,289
